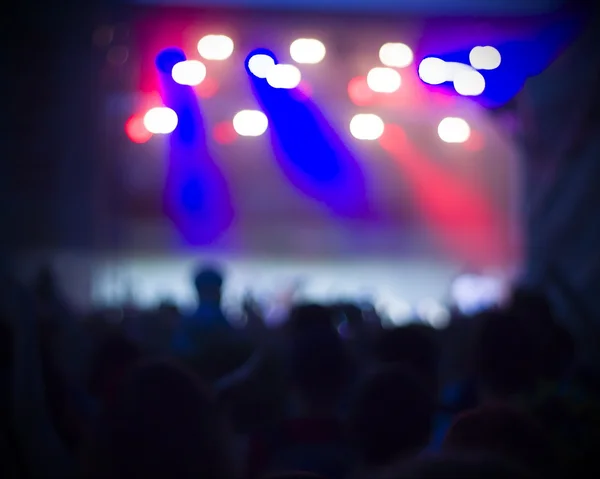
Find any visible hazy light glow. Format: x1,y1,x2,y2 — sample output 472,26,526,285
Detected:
197,34,234,61
379,42,413,68
366,67,401,93
266,63,302,89
290,38,326,64
418,57,447,85
469,46,501,70
232,110,268,137
349,113,385,141
451,273,504,315
247,54,276,78
416,298,450,329
171,60,207,86
438,117,471,144
143,107,178,134
453,68,486,96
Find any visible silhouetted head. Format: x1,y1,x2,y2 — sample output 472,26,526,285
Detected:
86,358,232,479
288,303,337,336
193,265,224,305
375,324,440,395
349,364,435,468
289,319,349,413
443,404,554,474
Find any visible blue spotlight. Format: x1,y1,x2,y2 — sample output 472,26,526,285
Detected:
245,50,371,219
155,47,187,75
245,48,279,78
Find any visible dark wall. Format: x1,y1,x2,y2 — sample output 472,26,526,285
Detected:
3,2,126,254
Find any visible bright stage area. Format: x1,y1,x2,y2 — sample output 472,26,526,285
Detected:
87,8,574,318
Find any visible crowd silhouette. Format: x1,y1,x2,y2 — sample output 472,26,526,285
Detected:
1,262,599,479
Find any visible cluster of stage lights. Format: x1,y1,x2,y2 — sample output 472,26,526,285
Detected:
133,35,490,145
418,45,501,96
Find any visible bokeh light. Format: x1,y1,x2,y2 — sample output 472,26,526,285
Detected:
418,57,447,85
379,42,413,68
290,38,326,64
213,121,238,145
349,114,385,141
197,34,234,60
469,46,501,70
366,67,402,93
171,60,207,86
266,64,302,89
143,107,178,134
125,115,152,143
248,54,276,78
437,117,471,144
453,68,486,96
348,76,374,105
232,110,269,137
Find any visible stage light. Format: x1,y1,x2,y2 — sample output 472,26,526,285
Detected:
197,34,234,61
418,57,447,85
469,46,501,70
171,60,207,86
347,76,374,105
349,114,385,141
143,107,178,134
233,110,268,137
266,64,302,89
453,68,486,96
379,42,413,68
125,115,152,143
247,54,276,78
366,67,401,93
155,48,186,75
290,38,326,64
438,117,470,144
445,62,474,82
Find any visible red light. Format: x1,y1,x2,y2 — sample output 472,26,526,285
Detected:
348,76,374,106
379,123,406,152
195,77,219,99
125,115,152,143
213,121,237,145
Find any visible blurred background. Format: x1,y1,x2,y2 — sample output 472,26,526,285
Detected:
4,0,598,330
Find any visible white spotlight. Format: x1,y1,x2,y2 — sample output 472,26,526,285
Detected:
379,42,414,68
453,68,486,96
290,38,326,64
233,110,268,137
445,62,475,82
248,54,276,78
349,113,385,141
171,60,207,86
366,67,401,93
438,117,471,144
469,46,501,70
143,107,178,134
418,57,448,85
197,34,234,61
266,64,302,89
